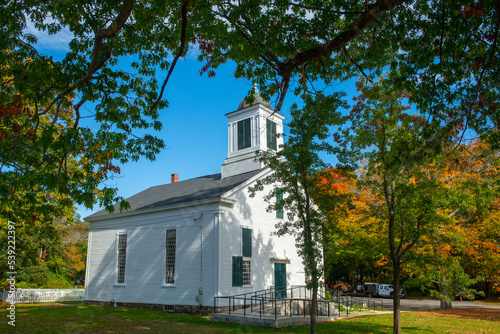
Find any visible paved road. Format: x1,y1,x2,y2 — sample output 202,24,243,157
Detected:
344,296,500,311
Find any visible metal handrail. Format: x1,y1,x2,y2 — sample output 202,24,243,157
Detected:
214,285,386,321
213,285,373,320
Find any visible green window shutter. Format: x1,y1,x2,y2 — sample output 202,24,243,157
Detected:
276,187,284,219
267,119,277,150
242,228,252,257
232,256,243,287
238,118,251,150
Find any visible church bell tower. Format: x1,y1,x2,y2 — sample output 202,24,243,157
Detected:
221,91,284,178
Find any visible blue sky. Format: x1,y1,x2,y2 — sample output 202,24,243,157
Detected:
78,59,304,219
28,23,356,220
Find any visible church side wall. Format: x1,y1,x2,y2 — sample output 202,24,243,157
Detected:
219,181,306,298
85,204,220,307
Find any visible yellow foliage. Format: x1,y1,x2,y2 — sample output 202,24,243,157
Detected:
376,255,388,267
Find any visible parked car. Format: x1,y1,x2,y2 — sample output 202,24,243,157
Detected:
455,287,484,301
356,283,406,298
377,284,393,297
378,284,406,299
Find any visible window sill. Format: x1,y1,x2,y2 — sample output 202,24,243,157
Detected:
162,284,177,288
113,284,126,287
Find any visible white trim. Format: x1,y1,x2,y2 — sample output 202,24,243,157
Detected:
228,122,234,155
214,212,219,298
225,103,284,119
85,197,237,222
270,257,291,264
221,168,272,198
253,115,259,148
215,210,227,297
87,209,221,230
226,146,259,160
84,230,92,300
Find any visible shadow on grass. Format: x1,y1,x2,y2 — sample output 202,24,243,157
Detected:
314,316,434,334
1,304,490,333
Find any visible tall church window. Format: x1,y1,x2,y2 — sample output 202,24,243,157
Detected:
116,234,127,284
242,259,251,286
237,118,251,150
165,229,176,284
232,228,252,286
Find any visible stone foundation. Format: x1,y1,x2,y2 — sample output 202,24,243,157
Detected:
84,300,213,315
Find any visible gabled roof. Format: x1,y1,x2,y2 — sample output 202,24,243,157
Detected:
85,169,264,221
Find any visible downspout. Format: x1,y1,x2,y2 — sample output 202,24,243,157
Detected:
195,213,204,308
200,220,203,307
214,211,223,302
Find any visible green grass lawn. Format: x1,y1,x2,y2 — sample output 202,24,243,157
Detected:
0,302,498,333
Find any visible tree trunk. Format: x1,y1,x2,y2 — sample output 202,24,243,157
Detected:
392,259,402,334
438,284,452,309
305,226,317,334
440,299,452,309
386,179,402,334
302,185,318,334
310,274,318,334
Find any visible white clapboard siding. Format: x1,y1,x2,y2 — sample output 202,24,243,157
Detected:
219,179,305,297
85,203,220,306
85,171,306,307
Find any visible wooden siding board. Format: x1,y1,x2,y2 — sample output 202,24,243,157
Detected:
86,205,220,306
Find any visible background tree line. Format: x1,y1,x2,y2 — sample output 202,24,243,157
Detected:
0,216,88,289
317,83,500,306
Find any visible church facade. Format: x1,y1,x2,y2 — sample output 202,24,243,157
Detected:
84,95,306,310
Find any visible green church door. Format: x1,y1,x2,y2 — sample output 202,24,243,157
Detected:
274,263,287,299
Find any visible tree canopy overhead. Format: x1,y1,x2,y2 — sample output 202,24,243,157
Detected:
200,0,499,139
2,1,498,222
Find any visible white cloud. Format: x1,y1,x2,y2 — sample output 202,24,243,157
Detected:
24,20,74,52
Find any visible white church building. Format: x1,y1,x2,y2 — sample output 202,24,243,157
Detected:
84,94,307,311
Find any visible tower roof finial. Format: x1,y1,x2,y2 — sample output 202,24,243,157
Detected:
237,84,271,110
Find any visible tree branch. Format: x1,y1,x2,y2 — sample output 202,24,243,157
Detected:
214,10,282,73
151,0,189,111
277,0,406,78
275,77,290,112
85,0,135,83
288,1,363,14
342,46,373,83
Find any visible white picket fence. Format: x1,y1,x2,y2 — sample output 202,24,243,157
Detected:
2,289,84,304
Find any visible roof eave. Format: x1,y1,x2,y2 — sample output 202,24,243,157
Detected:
85,196,238,223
